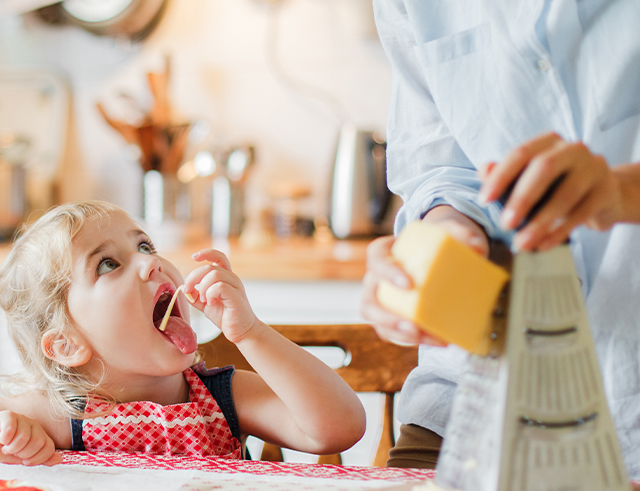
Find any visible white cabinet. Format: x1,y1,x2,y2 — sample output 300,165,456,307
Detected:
191,279,365,342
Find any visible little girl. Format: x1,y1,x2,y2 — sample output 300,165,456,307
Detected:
0,201,365,466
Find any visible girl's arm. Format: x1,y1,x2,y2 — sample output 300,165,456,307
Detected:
231,322,366,455
184,249,366,455
0,392,69,465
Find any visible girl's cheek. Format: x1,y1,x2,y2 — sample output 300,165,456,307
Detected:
165,263,185,285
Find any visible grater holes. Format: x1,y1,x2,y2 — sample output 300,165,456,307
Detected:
553,355,562,413
606,433,627,486
517,347,601,419
523,275,582,327
511,424,620,490
595,436,610,487
582,346,601,397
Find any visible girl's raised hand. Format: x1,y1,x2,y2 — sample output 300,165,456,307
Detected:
0,410,61,466
479,132,624,251
183,249,259,344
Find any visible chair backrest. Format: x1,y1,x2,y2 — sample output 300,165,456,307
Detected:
198,323,419,466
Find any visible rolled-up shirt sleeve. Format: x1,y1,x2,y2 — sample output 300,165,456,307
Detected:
374,0,512,244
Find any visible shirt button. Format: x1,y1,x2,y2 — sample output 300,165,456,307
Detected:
537,58,550,72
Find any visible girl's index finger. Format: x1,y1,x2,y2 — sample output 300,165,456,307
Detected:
192,248,232,271
183,263,215,294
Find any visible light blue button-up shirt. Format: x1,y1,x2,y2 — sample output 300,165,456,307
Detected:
374,0,640,476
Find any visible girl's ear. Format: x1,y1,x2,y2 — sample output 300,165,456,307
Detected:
41,330,93,367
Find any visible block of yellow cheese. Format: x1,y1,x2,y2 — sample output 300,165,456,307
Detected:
377,220,510,355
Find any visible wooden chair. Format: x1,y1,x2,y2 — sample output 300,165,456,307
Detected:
198,323,419,466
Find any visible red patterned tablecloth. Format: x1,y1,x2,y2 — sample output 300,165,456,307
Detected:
4,453,638,490
60,451,436,482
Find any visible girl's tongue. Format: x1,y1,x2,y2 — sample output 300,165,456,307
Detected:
158,317,198,354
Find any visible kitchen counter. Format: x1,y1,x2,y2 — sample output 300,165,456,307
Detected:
0,236,369,280
162,236,369,281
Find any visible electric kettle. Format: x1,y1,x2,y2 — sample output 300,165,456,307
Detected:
329,122,392,239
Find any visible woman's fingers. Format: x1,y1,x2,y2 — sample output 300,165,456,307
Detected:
480,133,621,250
499,139,582,230
535,184,617,251
363,299,445,347
442,219,490,256
477,161,497,181
366,236,412,288
480,132,563,204
361,250,419,345
361,235,420,345
511,169,590,249
422,206,490,257
361,271,447,348
361,271,399,321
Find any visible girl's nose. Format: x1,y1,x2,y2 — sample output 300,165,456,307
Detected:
139,253,163,280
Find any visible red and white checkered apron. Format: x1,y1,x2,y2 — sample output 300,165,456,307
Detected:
81,368,242,458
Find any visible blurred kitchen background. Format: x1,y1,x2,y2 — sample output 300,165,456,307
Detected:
0,0,396,243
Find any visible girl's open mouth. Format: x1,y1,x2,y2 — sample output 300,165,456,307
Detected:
152,286,197,354
153,290,182,328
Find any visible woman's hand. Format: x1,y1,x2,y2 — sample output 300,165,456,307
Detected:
183,249,258,344
0,410,61,466
479,132,624,251
360,205,489,346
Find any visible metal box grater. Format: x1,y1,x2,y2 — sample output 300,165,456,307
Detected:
382,243,631,491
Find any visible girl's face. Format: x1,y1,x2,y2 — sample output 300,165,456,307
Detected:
66,210,196,387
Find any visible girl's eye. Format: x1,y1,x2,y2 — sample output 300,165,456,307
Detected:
97,258,119,276
139,241,156,255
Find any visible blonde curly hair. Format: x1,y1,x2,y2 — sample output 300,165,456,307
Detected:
0,201,122,417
